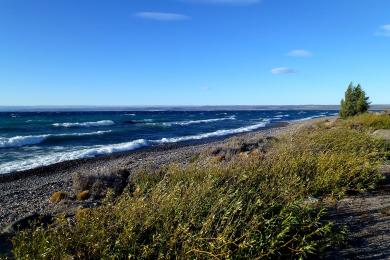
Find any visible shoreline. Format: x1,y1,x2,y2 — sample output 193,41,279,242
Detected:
0,118,330,231
0,121,288,183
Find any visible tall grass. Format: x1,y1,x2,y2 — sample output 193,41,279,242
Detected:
11,115,389,259
343,113,390,130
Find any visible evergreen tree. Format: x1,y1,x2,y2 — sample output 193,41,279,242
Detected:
339,83,370,118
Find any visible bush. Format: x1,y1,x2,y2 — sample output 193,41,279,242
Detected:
340,83,370,118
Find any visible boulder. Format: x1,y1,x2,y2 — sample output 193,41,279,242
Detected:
2,213,53,234
372,129,390,142
72,168,130,199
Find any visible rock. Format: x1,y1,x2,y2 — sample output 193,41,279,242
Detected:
208,136,276,161
2,213,53,234
72,168,130,199
50,191,68,203
372,129,390,142
302,196,319,206
76,190,90,201
212,155,225,163
238,152,249,158
132,186,142,197
379,164,390,175
323,119,337,128
249,149,261,157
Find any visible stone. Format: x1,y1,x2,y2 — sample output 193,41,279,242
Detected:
372,129,390,142
76,190,90,201
50,191,68,203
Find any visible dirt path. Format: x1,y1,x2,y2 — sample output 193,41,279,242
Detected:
326,164,390,259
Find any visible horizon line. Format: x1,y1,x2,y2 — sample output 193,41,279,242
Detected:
1,104,389,112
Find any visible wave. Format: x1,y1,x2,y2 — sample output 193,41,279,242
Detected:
0,139,148,174
0,135,49,148
154,119,270,143
0,130,112,148
273,114,289,119
26,119,45,123
0,120,271,174
294,115,327,122
124,113,136,116
147,116,236,127
172,116,236,126
53,120,114,128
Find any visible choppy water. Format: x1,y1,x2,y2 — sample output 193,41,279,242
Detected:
0,110,337,174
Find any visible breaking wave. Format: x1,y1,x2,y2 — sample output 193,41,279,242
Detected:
53,120,115,128
0,139,149,174
0,120,271,174
0,131,112,148
154,119,270,143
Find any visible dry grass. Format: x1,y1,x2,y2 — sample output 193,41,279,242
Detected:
49,191,68,204
342,113,390,130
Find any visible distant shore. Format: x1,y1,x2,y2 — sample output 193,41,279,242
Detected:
0,105,388,113
0,117,332,231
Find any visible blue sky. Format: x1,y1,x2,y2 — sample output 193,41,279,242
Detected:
1,0,390,106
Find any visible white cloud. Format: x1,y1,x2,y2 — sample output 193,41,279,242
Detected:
376,24,390,37
200,86,210,91
287,49,313,57
181,0,261,5
271,67,297,75
135,12,190,21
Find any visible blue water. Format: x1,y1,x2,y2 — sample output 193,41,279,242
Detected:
0,110,338,174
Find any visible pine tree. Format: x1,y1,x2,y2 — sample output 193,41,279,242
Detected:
339,83,370,118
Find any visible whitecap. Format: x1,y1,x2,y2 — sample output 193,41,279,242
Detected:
273,114,289,119
0,135,49,148
0,130,112,148
154,119,270,144
52,120,114,128
159,116,236,127
294,115,327,122
0,139,148,174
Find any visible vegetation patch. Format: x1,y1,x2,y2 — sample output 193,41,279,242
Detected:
11,115,389,259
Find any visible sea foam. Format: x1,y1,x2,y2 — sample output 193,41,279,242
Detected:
146,116,236,127
52,120,114,128
0,130,112,148
0,139,148,174
0,120,270,174
168,116,236,126
155,119,270,143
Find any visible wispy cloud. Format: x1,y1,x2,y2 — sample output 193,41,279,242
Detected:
135,12,191,21
181,0,261,5
376,24,390,37
287,49,313,57
200,86,210,91
271,67,297,75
